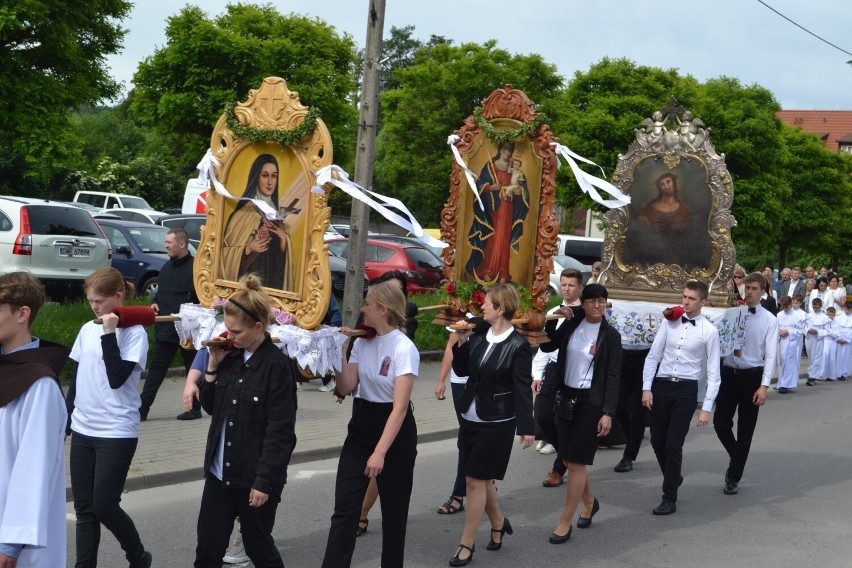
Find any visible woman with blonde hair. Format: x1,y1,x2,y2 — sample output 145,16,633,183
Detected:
194,274,297,567
322,280,419,568
448,283,534,566
66,267,152,567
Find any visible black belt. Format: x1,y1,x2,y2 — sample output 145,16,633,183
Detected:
723,366,763,375
654,376,695,383
560,386,591,397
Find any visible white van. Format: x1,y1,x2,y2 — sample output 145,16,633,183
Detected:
182,179,210,214
555,234,603,265
74,191,154,211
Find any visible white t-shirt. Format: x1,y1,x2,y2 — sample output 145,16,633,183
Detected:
70,321,148,438
564,320,601,389
350,329,419,403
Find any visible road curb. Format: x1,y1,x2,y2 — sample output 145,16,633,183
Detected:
66,427,458,502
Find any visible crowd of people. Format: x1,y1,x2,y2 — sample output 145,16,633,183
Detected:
1,249,850,566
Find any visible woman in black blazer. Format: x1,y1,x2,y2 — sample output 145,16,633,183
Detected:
539,284,622,544
448,283,534,566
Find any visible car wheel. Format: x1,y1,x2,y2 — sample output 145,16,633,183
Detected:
140,276,158,297
545,285,558,300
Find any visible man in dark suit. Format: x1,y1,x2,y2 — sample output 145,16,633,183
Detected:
779,267,806,301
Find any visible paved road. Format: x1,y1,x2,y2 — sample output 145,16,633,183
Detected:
65,370,852,567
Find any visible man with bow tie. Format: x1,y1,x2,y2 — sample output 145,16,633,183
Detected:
714,272,778,495
641,280,721,515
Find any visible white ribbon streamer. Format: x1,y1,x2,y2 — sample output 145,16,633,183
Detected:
447,135,484,210
551,143,631,209
195,149,279,219
314,165,447,249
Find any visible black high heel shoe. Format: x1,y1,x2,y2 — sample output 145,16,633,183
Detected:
549,525,573,544
486,517,513,551
449,543,475,566
576,497,599,529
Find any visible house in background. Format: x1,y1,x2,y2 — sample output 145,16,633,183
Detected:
777,110,852,154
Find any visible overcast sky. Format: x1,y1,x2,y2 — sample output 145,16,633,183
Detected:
108,0,851,110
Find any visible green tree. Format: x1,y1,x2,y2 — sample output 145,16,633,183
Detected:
131,4,359,174
775,125,852,270
375,39,564,226
0,0,131,191
551,58,702,210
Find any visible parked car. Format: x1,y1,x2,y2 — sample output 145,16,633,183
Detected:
555,234,603,265
157,214,206,248
74,190,155,211
0,196,111,296
325,237,443,293
548,255,592,298
103,208,169,224
96,219,189,297
370,234,445,262
328,254,369,300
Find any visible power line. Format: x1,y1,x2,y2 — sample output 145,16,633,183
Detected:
755,0,852,58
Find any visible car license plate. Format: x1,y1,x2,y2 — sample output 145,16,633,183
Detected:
59,247,91,258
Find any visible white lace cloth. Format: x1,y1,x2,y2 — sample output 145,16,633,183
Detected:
173,303,346,376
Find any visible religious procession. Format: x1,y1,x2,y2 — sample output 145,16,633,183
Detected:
3,2,852,568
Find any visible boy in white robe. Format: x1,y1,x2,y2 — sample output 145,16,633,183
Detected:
805,298,830,385
822,308,839,381
833,302,852,380
776,296,806,392
0,272,69,567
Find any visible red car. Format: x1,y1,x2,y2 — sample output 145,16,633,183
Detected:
325,237,443,294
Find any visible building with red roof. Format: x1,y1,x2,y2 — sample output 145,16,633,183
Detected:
776,110,852,154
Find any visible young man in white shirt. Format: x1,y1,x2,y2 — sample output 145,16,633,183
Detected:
642,280,720,515
714,273,778,495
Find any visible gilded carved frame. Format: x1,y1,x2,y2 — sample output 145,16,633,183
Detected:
193,77,334,328
441,86,559,329
601,98,737,306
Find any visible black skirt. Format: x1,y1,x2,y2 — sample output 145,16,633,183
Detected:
556,389,603,466
459,417,516,480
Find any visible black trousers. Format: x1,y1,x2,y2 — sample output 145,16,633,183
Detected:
322,399,417,568
649,380,698,502
713,366,763,482
533,393,567,476
616,349,650,462
70,432,145,567
194,475,284,568
139,340,197,412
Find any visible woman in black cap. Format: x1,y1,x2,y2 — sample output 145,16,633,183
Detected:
539,283,622,544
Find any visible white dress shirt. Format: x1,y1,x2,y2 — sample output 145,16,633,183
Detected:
643,312,721,412
723,304,779,387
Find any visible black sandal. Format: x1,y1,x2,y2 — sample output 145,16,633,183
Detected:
438,495,464,515
449,543,475,567
355,518,368,537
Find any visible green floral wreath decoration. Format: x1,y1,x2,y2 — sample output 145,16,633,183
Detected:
225,102,320,147
473,106,547,145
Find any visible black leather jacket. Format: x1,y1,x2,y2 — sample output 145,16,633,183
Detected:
452,328,534,435
200,336,297,497
540,308,622,417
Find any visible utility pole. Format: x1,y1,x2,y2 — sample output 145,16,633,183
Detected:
342,0,385,326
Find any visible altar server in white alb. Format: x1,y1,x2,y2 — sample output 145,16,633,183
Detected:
0,272,69,567
713,272,778,496
804,298,830,385
775,296,806,393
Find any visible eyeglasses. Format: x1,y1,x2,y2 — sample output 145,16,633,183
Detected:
733,275,744,279
584,299,607,306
